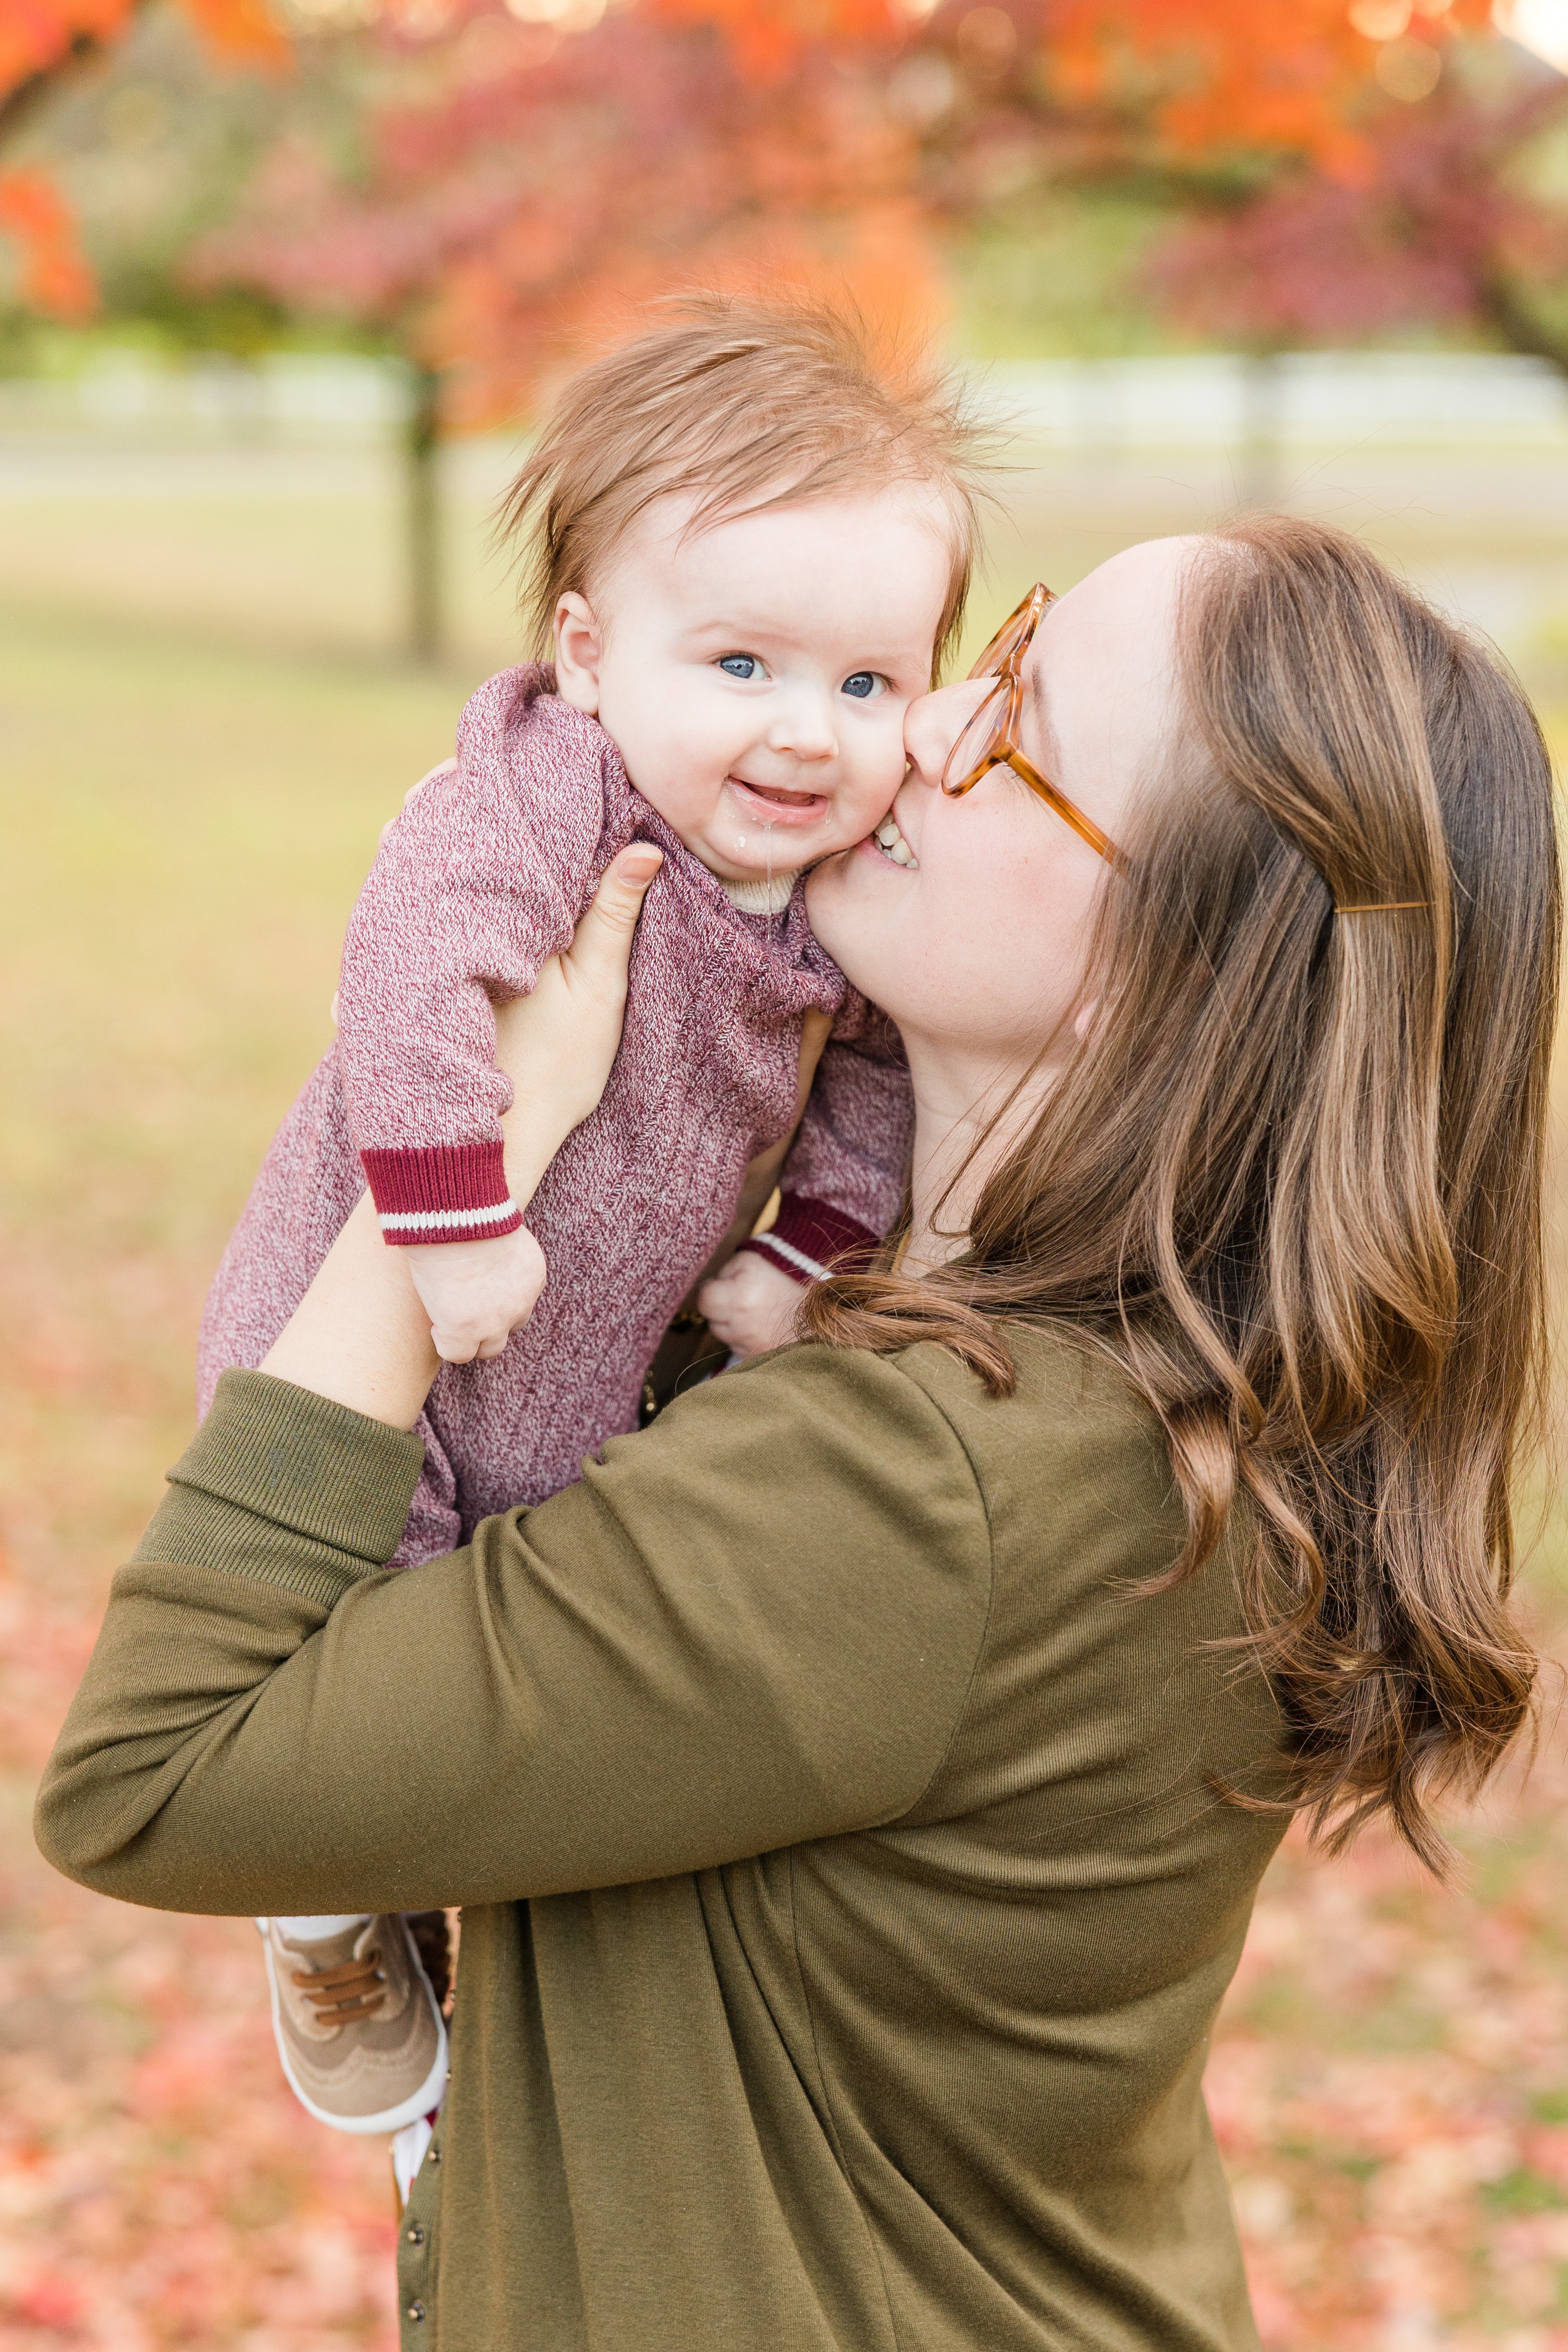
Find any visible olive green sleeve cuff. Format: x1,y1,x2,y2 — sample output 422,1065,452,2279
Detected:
130,1369,428,1609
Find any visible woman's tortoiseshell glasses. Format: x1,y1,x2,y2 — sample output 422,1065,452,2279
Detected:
941,584,1120,866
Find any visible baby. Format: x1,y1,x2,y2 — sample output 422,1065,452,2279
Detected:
197,298,983,2141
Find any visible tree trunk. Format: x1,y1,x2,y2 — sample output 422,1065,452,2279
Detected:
406,362,443,665
1478,273,1568,385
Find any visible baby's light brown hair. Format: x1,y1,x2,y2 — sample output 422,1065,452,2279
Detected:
498,295,990,678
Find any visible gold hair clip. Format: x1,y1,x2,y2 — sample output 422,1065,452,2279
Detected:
1335,900,1429,915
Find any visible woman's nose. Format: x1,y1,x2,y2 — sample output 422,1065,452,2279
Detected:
904,679,988,789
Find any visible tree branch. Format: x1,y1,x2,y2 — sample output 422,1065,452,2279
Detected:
0,25,123,156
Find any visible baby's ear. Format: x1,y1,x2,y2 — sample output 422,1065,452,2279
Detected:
553,592,603,715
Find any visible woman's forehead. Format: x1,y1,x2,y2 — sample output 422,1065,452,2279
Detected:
1021,539,1197,782
1055,537,1199,630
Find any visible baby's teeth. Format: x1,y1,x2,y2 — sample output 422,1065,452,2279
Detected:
890,841,915,866
875,820,899,845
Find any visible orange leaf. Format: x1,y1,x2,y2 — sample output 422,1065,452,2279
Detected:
646,0,904,79
0,168,97,319
1049,0,1495,168
174,0,291,68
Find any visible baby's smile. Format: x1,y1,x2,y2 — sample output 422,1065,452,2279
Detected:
726,775,832,830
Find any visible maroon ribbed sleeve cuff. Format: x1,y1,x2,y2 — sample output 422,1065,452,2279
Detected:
737,1195,881,1288
360,1142,522,1246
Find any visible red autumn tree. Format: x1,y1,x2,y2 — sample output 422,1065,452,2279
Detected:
191,0,1498,654
203,0,1505,420
0,0,287,314
1151,36,1568,381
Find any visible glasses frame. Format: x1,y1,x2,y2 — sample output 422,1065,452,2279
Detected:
942,584,1120,866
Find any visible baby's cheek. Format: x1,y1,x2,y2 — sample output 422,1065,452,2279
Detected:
827,724,909,847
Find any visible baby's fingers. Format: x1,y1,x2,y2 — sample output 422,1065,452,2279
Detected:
695,1266,740,1319
431,1331,480,1365
429,1304,530,1362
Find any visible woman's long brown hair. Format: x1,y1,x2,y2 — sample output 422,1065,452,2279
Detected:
803,516,1561,1872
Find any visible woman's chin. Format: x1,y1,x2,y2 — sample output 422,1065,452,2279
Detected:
805,842,867,920
806,840,903,986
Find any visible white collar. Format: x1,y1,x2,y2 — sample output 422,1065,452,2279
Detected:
718,869,801,915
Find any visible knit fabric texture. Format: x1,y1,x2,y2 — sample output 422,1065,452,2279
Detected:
199,665,913,1560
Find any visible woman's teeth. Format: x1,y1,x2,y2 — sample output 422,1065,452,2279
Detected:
873,814,918,868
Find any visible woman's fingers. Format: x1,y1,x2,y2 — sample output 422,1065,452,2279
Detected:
410,759,457,802
563,847,664,1000
493,845,663,1209
379,757,457,847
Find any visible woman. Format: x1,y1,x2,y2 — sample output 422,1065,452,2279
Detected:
37,518,1558,2352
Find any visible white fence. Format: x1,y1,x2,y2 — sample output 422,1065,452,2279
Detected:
978,352,1568,450
0,349,1564,449
0,354,408,440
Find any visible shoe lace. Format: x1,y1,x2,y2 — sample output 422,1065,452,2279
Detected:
291,1945,389,2024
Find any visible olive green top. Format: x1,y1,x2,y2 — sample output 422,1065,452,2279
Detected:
37,1333,1288,2352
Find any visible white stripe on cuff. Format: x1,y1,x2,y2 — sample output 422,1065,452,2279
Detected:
752,1232,831,1282
378,1199,520,1234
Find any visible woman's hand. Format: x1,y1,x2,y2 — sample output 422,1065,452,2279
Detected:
495,845,663,1208
380,758,455,848
262,845,663,1429
367,762,656,1207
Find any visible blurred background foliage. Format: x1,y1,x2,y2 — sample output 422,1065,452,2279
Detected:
7,0,1568,651
7,1,1568,2346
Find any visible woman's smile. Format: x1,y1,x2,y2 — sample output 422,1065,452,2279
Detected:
871,809,919,867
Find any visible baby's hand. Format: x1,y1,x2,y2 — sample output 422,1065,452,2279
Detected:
697,1251,805,1359
405,1229,547,1365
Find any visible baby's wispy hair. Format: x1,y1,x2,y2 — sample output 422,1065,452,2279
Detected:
497,293,993,678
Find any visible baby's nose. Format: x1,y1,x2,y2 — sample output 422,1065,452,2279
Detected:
767,693,838,761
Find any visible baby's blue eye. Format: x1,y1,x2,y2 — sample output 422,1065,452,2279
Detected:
718,655,759,680
841,672,881,700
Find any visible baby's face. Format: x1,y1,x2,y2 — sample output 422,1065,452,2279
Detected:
553,487,954,884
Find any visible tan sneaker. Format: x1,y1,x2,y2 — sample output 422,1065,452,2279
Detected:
258,1915,448,2134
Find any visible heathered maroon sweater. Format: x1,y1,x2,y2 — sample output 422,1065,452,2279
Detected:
198,665,913,1563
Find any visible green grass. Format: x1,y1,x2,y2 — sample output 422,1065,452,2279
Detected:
0,601,487,1642
0,602,478,1246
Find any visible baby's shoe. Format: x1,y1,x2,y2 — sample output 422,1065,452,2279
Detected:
258,1914,448,2134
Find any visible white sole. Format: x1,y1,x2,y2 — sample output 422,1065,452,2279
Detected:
260,1915,450,2136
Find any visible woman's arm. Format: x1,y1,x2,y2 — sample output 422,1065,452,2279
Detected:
35,1348,990,1916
